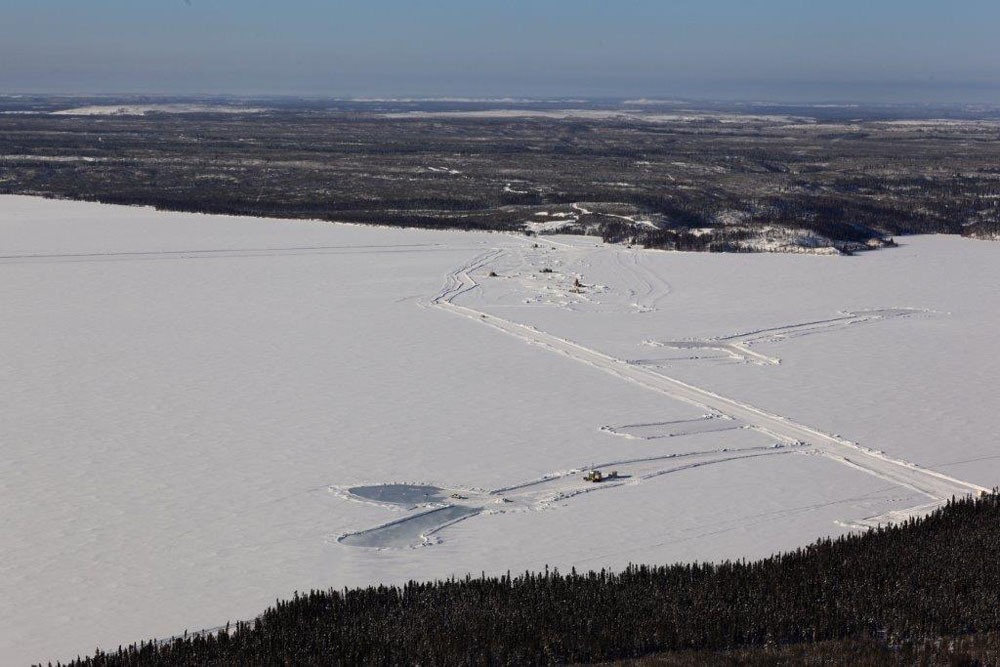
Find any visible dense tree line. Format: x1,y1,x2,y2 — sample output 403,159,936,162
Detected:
607,225,761,253
964,220,1000,240
49,493,1000,666
630,631,1000,665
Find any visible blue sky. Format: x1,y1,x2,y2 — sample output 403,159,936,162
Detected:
2,0,998,102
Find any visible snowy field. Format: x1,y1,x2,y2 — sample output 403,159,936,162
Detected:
50,104,266,116
2,196,997,663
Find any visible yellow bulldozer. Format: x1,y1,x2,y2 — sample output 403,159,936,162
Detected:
583,469,618,483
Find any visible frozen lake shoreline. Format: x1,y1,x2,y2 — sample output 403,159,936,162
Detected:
2,196,997,664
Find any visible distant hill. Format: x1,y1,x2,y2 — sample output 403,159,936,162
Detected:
4,99,1000,255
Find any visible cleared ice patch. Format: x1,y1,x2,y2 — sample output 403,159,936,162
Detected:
338,505,481,548
347,484,450,508
335,483,492,548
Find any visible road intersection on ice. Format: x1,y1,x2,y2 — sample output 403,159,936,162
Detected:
335,241,988,549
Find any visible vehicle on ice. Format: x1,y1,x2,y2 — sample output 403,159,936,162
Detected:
583,469,618,483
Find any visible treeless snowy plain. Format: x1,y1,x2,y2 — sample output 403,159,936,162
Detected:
2,196,997,663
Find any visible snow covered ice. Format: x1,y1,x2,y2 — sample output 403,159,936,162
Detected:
2,195,998,664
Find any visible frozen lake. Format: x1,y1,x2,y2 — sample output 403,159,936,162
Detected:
2,195,997,664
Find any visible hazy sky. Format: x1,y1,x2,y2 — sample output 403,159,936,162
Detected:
2,0,999,102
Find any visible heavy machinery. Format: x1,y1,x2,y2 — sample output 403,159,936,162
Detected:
583,469,618,483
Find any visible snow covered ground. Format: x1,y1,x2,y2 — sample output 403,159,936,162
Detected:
382,109,802,124
50,104,265,116
2,196,997,664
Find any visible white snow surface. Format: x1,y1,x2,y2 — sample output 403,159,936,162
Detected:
382,109,801,123
2,196,998,663
51,104,265,116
